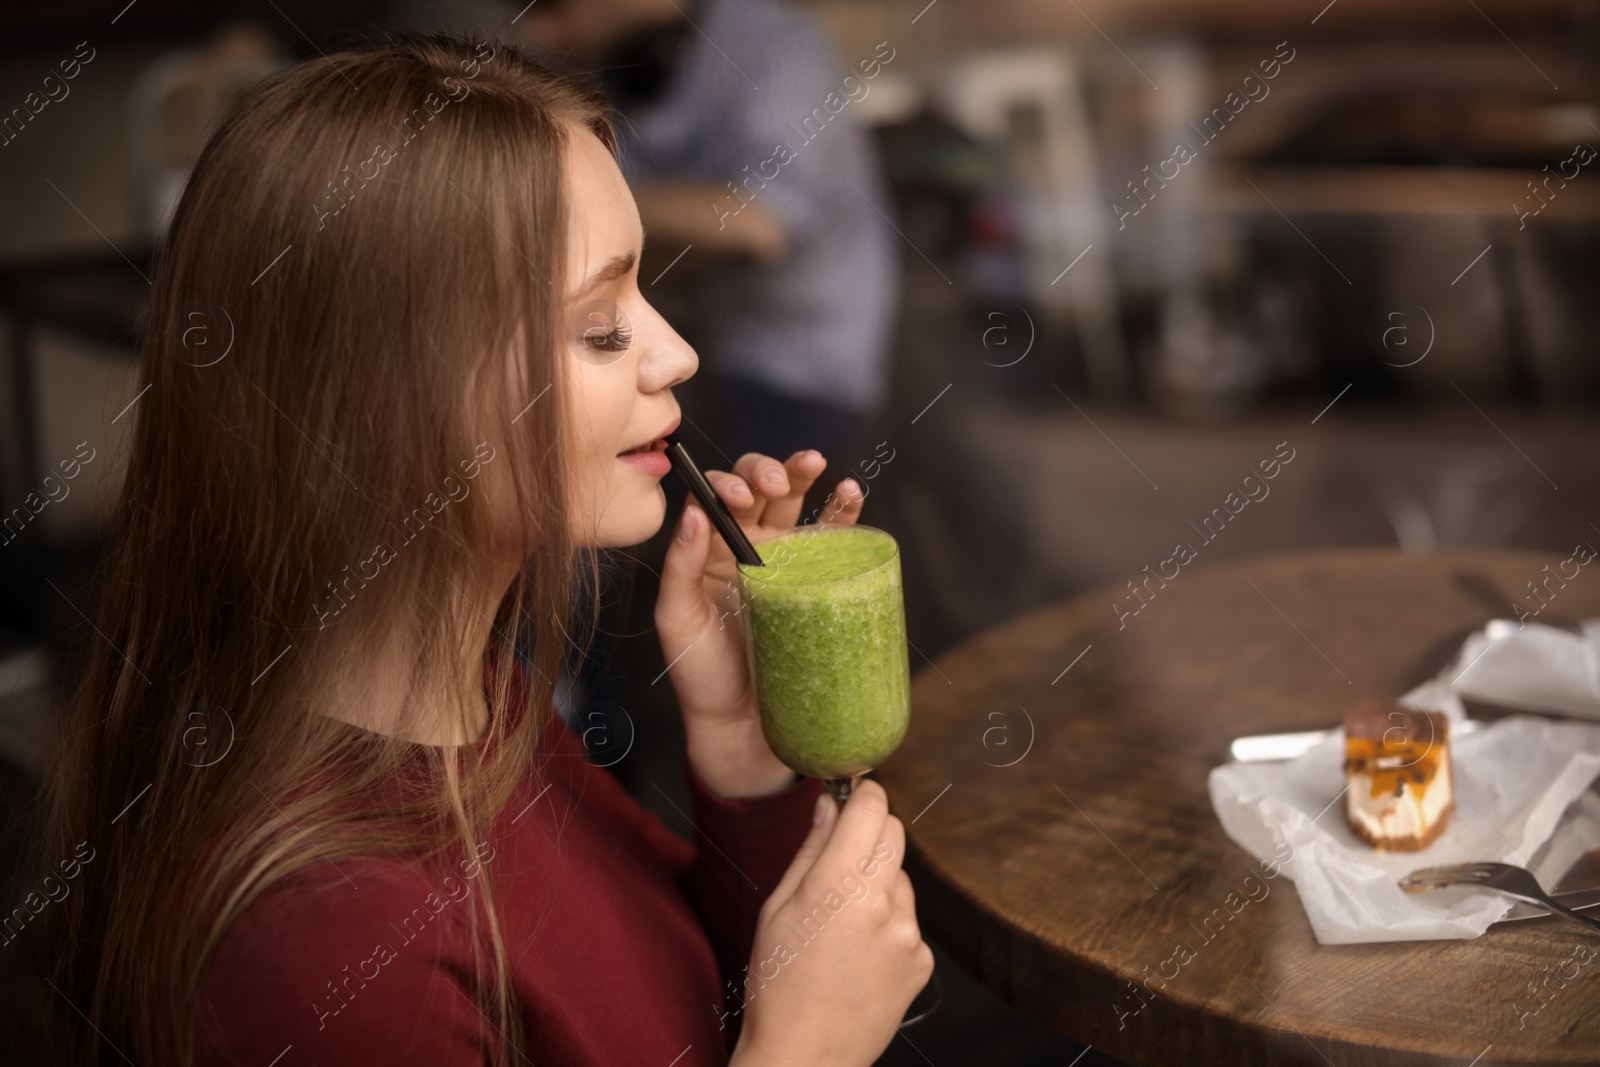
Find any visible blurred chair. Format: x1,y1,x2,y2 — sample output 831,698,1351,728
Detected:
0,644,56,1064
932,46,1129,398
0,647,54,783
1379,449,1536,552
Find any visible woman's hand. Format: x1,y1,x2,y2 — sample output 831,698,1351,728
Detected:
729,781,934,1067
655,449,865,798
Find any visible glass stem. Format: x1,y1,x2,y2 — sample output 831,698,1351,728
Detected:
823,774,862,806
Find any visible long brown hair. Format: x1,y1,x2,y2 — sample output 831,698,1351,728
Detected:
24,31,613,1065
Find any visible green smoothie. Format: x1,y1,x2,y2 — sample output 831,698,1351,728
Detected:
737,525,910,779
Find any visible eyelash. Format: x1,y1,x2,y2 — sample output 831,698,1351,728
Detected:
582,323,632,353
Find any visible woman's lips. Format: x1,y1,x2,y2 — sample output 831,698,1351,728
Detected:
618,439,671,477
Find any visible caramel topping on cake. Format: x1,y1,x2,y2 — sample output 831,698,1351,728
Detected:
1344,736,1438,798
1342,701,1454,851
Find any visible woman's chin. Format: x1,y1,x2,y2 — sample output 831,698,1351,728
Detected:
590,486,668,548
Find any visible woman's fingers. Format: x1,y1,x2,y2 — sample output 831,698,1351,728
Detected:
878,812,907,882
702,450,861,539
705,469,762,528
891,868,916,914
801,779,893,901
734,450,826,531
814,478,866,528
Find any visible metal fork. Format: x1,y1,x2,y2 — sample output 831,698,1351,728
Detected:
1400,862,1600,933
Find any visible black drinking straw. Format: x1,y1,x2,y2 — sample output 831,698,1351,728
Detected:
665,440,765,567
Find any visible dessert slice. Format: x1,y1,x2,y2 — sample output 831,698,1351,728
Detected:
1342,701,1455,851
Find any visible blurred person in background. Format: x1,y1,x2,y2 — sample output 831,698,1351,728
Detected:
514,0,901,469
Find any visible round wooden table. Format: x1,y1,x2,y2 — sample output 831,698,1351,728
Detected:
877,548,1600,1066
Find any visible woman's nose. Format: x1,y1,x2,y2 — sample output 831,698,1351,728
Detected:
639,306,698,392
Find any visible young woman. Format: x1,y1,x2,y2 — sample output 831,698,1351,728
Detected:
28,32,931,1067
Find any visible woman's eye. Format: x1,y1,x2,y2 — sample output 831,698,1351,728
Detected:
583,323,632,352
570,300,632,365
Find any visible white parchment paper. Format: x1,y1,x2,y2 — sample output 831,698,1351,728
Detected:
1451,619,1600,719
1208,620,1600,944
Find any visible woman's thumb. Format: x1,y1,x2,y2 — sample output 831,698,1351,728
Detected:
792,793,839,869
768,792,836,907
657,503,711,623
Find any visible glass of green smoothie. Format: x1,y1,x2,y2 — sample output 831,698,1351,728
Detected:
737,524,910,805
739,522,942,1027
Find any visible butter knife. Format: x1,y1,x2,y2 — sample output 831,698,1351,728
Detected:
1495,887,1600,924
1229,720,1484,763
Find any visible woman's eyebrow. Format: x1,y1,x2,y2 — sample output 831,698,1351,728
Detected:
577,251,637,295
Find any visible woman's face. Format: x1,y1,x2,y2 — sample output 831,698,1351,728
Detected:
556,126,698,547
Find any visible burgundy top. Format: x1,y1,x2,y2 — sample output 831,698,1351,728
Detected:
193,660,823,1066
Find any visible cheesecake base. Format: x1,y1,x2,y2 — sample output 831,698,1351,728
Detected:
1346,796,1456,852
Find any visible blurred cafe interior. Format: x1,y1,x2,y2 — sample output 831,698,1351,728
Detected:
0,0,1596,1064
